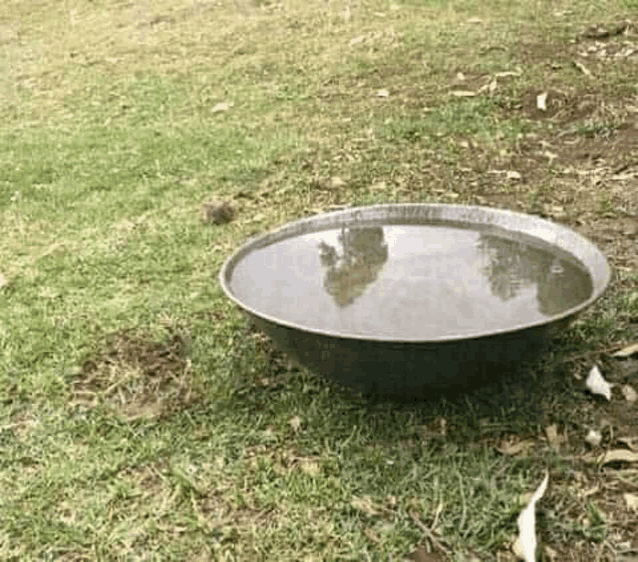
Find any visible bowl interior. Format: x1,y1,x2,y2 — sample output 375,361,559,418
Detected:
220,204,610,343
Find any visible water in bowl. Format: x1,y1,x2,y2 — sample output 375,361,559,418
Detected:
229,223,593,340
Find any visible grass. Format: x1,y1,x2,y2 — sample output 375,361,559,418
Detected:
1,0,638,560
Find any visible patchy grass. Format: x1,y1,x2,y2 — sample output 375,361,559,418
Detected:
1,0,638,560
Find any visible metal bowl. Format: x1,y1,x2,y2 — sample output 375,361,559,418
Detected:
219,204,610,399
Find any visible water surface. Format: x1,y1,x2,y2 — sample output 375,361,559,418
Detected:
230,224,593,340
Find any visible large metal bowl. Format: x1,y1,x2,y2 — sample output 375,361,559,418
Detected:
219,204,610,399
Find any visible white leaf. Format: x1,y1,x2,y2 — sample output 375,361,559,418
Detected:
450,90,476,97
573,60,592,77
585,429,602,447
212,102,233,113
624,493,638,511
536,92,548,111
495,70,521,78
586,365,612,400
288,415,302,432
599,449,638,464
622,384,638,402
513,471,549,561
613,342,638,357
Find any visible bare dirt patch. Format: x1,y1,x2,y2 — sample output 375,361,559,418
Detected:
71,328,197,421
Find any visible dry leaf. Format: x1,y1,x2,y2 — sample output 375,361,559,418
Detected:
450,90,476,97
369,181,387,192
364,527,382,545
624,493,638,511
349,35,365,46
536,92,548,111
298,458,320,477
613,343,638,357
599,449,638,464
376,89,389,97
0,273,9,289
513,471,549,562
585,429,602,447
622,384,638,402
544,425,565,450
329,176,345,189
585,365,612,400
288,415,302,433
618,437,638,451
385,495,398,509
496,439,535,456
495,70,521,78
351,496,386,517
506,171,522,180
543,545,559,561
573,60,592,77
211,101,233,113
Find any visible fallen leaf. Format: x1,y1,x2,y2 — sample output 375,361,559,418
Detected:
376,89,389,97
364,527,382,545
573,60,592,77
624,493,638,511
543,545,559,561
544,425,565,450
298,458,321,477
369,181,387,192
329,176,345,189
351,496,387,517
585,365,612,400
467,17,483,24
585,429,602,447
495,70,521,78
622,384,638,402
506,170,522,180
211,101,233,113
496,439,535,457
512,471,549,562
385,495,398,509
450,90,476,97
288,415,302,433
0,273,9,289
597,449,638,464
614,343,638,357
536,92,548,111
618,437,638,451
349,35,365,46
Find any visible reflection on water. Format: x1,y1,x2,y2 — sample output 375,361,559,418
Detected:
477,234,592,316
319,227,389,308
229,224,593,339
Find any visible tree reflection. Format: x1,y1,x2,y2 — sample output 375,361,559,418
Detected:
319,227,388,308
477,234,592,316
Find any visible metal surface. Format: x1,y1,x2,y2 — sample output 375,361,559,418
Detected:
219,204,611,398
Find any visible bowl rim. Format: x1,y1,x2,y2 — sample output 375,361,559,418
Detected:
218,203,611,343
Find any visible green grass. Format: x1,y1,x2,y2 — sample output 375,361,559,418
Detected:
1,0,637,559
